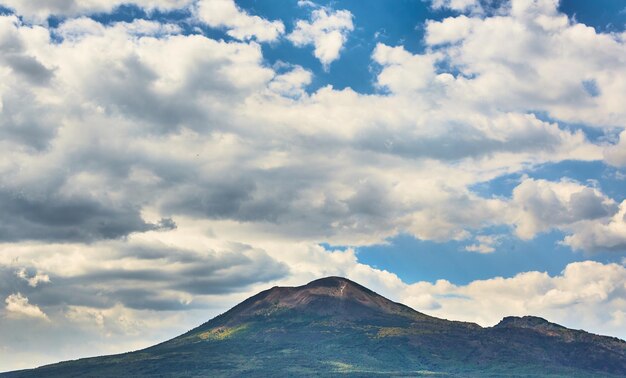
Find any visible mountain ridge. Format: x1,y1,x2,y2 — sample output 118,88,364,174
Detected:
3,276,626,377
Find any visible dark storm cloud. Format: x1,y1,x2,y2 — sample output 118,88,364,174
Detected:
0,189,175,242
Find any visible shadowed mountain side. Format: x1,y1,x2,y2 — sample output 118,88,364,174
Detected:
3,277,626,377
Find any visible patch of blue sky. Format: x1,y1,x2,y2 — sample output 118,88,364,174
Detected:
559,0,626,32
470,160,626,201
0,5,12,15
469,171,522,198
531,160,626,200
582,79,601,98
354,230,624,285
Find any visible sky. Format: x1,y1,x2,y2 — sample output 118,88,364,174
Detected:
0,0,625,372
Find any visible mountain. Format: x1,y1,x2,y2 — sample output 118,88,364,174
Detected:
3,276,626,377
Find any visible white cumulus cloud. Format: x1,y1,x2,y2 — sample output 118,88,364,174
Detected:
465,235,503,254
195,0,285,42
564,200,626,252
430,0,481,12
288,8,354,69
16,268,51,287
604,130,626,167
424,0,626,128
401,260,626,337
0,0,193,22
5,293,49,321
507,178,618,240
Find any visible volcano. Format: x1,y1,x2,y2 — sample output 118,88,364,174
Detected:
4,277,626,377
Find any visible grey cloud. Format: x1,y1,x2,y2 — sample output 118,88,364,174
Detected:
0,244,288,311
356,120,564,161
174,252,288,295
0,19,57,149
518,186,615,227
161,173,299,224
569,188,617,220
0,189,174,242
103,288,194,311
0,82,58,150
157,169,400,242
4,53,54,85
163,179,257,220
0,27,23,52
73,37,269,135
84,55,205,132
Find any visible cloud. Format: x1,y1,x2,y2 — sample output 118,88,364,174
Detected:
268,65,313,98
430,0,482,12
604,130,626,167
0,0,193,22
3,53,54,85
0,238,289,311
372,43,440,92
426,15,475,45
0,16,58,149
297,0,318,8
5,293,49,320
288,8,354,69
0,187,175,242
507,178,618,240
424,0,626,128
16,268,50,288
401,260,626,338
465,234,503,253
195,0,285,42
563,200,626,252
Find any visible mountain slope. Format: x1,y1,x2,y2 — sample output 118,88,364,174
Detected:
4,277,626,377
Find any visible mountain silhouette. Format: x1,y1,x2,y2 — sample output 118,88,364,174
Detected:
3,277,625,377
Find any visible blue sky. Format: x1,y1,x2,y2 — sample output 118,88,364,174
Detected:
0,0,625,372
